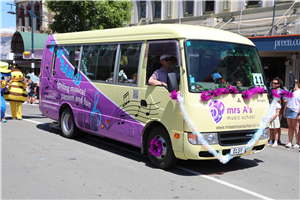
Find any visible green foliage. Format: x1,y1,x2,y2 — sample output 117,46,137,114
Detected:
45,0,133,33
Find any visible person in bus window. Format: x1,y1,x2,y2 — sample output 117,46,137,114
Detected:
237,78,244,87
148,54,179,87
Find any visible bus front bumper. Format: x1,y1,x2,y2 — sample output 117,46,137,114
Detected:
183,132,268,160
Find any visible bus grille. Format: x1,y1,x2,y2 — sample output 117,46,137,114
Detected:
219,131,256,146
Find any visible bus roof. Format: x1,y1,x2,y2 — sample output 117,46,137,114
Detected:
52,24,255,46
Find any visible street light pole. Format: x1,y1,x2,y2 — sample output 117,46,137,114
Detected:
271,0,277,36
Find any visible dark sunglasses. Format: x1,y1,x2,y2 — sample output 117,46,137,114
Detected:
272,82,279,85
164,59,172,62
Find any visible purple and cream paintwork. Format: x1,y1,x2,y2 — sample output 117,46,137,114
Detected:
39,35,144,148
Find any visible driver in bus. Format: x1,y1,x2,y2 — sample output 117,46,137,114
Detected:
148,54,179,87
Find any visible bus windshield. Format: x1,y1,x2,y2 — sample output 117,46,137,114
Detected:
185,40,265,92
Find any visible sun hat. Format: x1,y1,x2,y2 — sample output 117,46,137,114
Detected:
0,61,11,73
160,54,172,61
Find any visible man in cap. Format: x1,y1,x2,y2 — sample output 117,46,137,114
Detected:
148,54,180,86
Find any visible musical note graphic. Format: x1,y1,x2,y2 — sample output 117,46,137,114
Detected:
91,92,101,132
123,92,130,107
135,106,140,117
145,104,152,116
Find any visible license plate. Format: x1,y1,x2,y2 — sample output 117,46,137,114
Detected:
230,146,246,155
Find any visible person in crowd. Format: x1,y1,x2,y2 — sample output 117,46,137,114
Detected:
270,77,286,145
35,73,40,103
283,79,300,149
268,99,281,147
148,54,179,86
27,79,36,104
24,75,30,104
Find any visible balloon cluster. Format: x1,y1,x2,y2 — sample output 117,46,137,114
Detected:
200,86,264,101
149,138,163,157
272,89,293,99
241,86,265,100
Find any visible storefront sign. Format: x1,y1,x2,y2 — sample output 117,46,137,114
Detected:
249,35,300,52
274,38,300,49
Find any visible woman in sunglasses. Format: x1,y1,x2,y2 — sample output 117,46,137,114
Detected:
283,79,300,149
148,54,179,87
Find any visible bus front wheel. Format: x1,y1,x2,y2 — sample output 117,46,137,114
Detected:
60,108,81,139
147,127,177,169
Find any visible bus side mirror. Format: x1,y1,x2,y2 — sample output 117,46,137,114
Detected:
167,72,178,92
289,71,295,91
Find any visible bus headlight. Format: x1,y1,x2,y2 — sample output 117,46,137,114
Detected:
188,133,218,145
260,128,269,140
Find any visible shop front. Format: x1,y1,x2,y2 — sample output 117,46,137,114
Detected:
10,31,48,75
248,34,300,87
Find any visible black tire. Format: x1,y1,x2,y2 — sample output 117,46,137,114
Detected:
147,126,177,169
60,108,82,139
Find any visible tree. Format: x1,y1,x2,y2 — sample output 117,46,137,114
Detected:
45,0,133,33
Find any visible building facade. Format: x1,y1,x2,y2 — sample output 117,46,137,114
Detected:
129,0,300,87
9,0,52,75
15,0,51,34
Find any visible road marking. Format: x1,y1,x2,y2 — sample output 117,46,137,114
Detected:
5,114,60,130
85,136,274,200
12,116,274,200
175,166,274,200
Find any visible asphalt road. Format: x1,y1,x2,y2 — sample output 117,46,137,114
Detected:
1,103,299,199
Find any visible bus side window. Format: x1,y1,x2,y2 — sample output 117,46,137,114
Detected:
94,44,117,82
145,40,181,84
63,46,81,68
51,46,58,76
117,43,141,84
80,45,99,80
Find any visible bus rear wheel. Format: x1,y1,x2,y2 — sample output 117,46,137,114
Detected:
60,108,81,139
147,127,177,169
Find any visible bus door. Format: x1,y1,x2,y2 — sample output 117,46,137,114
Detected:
141,40,184,152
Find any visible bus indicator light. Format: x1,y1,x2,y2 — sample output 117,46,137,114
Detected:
107,120,110,124
174,133,180,139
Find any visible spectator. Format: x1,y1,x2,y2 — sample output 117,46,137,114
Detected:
270,77,286,145
283,79,300,149
27,79,36,104
24,75,30,104
268,99,281,147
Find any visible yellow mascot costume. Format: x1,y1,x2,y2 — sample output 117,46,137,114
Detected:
4,69,27,120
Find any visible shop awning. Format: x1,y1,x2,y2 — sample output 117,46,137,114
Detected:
11,31,49,53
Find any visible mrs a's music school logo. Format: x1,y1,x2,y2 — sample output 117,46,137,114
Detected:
209,100,225,124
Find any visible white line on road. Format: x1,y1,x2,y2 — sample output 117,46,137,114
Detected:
13,115,274,200
175,166,274,200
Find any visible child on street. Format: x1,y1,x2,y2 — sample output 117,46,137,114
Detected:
268,99,281,147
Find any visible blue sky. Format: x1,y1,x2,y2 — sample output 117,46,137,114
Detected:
1,0,17,29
